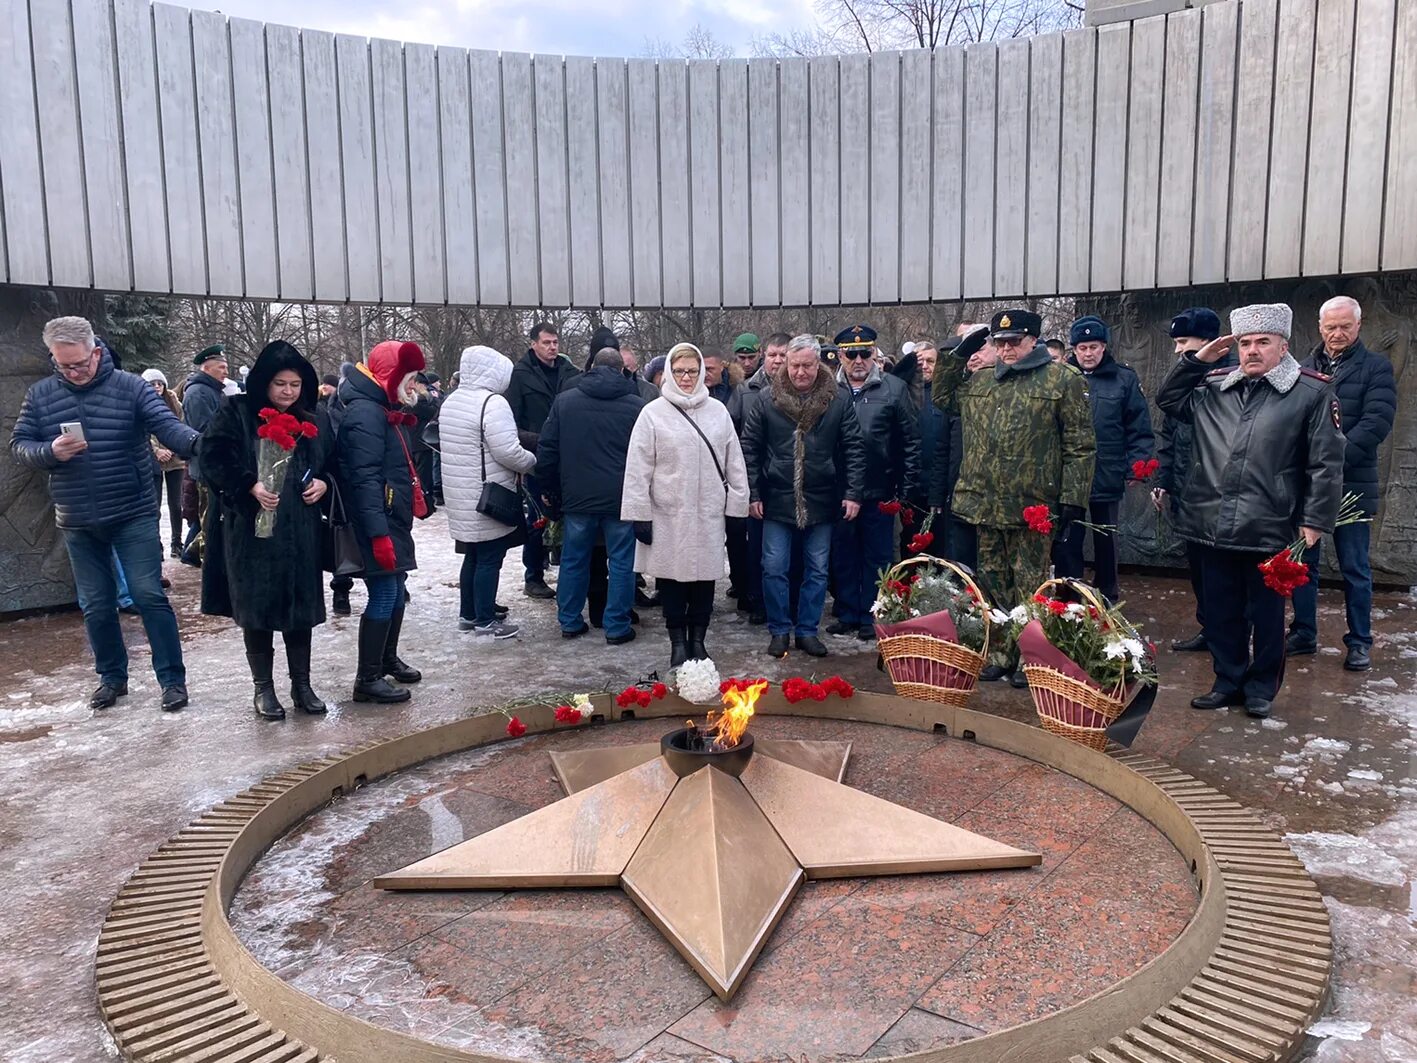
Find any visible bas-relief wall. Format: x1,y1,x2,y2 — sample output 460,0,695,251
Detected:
1084,272,1417,585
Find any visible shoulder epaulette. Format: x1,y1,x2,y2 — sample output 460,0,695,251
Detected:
1205,367,1231,377
1060,362,1083,377
1299,367,1332,382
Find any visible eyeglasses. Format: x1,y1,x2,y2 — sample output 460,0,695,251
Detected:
993,336,1026,349
840,348,873,360
51,348,99,376
671,367,699,378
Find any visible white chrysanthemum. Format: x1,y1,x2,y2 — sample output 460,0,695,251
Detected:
1122,637,1146,661
1104,640,1127,660
870,599,884,616
1064,603,1086,621
675,658,723,704
989,608,1011,625
572,693,594,720
1009,605,1029,624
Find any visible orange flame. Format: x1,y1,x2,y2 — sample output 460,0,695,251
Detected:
712,680,767,748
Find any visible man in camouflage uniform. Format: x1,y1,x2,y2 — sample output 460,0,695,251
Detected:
933,309,1096,686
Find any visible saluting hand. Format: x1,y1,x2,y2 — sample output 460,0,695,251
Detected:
1193,334,1236,364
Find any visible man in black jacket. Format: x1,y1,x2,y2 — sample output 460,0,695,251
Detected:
830,324,921,640
1154,308,1233,652
177,343,228,565
1157,303,1344,720
505,321,579,598
538,349,645,644
1054,315,1154,601
1287,295,1396,671
743,335,867,659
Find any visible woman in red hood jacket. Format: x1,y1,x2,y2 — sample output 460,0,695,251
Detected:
334,340,429,703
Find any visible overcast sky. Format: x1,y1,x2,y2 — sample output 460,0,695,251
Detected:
190,0,818,57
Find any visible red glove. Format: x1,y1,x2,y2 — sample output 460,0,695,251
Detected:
371,535,396,571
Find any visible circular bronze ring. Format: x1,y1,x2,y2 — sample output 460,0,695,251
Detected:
96,692,1331,1062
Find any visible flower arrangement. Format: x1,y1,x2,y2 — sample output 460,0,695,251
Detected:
872,563,987,653
615,682,670,709
1004,589,1157,693
1258,492,1369,598
873,556,991,705
718,675,855,702
675,658,723,704
254,408,317,538
553,693,597,724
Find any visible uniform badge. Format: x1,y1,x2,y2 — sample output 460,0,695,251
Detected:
999,314,1011,329
1331,400,1342,431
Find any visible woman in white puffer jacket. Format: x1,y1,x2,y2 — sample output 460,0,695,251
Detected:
439,345,536,638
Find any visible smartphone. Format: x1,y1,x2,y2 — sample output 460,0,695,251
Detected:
59,421,85,443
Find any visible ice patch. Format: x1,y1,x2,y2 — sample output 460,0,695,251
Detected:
1347,769,1383,782
1260,718,1287,730
1284,831,1407,887
1365,676,1399,689
1308,1018,1371,1041
1304,738,1351,754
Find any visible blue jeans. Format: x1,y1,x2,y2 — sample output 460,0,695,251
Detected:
762,520,832,637
63,516,186,688
831,505,895,626
112,550,134,610
557,513,636,637
460,540,509,625
1290,522,1373,649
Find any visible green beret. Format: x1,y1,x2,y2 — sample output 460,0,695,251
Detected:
193,344,225,366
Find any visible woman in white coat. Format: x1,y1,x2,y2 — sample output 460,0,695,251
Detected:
622,343,749,667
439,345,536,638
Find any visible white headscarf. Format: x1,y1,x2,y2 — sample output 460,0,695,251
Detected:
662,342,708,410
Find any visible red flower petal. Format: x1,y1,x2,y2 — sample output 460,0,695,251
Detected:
506,716,526,738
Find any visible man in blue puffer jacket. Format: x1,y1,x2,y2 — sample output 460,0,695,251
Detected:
1053,315,1154,601
10,316,199,712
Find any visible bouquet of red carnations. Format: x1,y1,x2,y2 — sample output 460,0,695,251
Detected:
1258,492,1368,598
254,408,317,538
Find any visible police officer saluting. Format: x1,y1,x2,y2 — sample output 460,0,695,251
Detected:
1157,304,1344,720
933,309,1096,687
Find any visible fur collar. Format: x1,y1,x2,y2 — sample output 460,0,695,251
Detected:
770,363,837,429
994,345,1052,380
1217,354,1300,395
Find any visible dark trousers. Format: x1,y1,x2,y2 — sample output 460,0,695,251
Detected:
1053,499,1121,598
658,578,714,629
152,468,184,549
522,473,547,583
242,626,312,658
725,516,749,598
460,539,510,626
1289,522,1373,649
745,516,765,608
947,516,978,572
1198,545,1286,700
1185,539,1207,629
830,505,896,627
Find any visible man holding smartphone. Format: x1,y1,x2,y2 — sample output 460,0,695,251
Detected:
10,316,200,712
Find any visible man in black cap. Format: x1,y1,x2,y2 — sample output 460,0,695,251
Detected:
1154,307,1232,652
178,344,228,565
1054,315,1154,602
830,323,921,640
933,309,1095,686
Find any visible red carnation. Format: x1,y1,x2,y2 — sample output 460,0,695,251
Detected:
808,684,828,702
651,682,668,699
907,532,934,554
878,499,902,515
1047,599,1068,616
553,704,579,724
259,407,279,419
1258,550,1310,598
900,506,916,527
299,421,319,439
505,716,527,738
1023,505,1053,534
533,518,548,530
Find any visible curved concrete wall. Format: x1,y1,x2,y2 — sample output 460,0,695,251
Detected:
1,0,1414,308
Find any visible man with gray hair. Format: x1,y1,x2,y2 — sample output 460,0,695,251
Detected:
1157,303,1344,720
1286,294,1395,671
10,316,200,712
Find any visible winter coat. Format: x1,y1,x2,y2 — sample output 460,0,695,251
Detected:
334,341,428,573
621,346,749,581
1072,353,1155,503
1301,339,1396,515
197,342,332,631
837,366,922,504
181,369,225,479
919,394,951,510
1157,354,1345,553
741,363,868,529
636,374,660,403
1156,350,1237,513
932,345,1095,527
504,349,581,442
440,346,536,544
712,363,747,433
538,367,645,515
148,389,187,473
10,348,198,530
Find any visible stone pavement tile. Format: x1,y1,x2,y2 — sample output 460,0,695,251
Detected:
970,762,1122,837
481,918,711,1062
327,903,468,956
669,895,978,1061
622,1033,733,1063
329,881,505,917
455,743,570,807
854,739,1030,822
859,1007,984,1057
758,878,863,956
389,935,529,1010
432,889,636,983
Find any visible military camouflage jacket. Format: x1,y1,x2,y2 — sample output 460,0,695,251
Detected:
931,345,1096,527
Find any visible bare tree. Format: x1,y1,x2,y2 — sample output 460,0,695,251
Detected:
642,23,735,60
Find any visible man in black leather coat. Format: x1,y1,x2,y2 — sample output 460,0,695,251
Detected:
1157,303,1344,720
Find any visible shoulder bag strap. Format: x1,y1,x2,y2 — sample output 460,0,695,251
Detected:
673,405,728,498
478,393,493,484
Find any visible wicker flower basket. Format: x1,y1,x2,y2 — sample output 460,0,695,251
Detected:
1019,578,1129,751
875,556,990,707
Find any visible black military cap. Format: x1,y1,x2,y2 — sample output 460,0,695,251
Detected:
193,343,225,366
989,310,1042,339
817,335,840,367
1170,307,1222,341
834,324,877,350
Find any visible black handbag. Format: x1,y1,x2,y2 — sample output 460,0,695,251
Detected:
321,479,364,576
474,394,525,527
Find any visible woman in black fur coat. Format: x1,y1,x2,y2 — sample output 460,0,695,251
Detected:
198,341,333,719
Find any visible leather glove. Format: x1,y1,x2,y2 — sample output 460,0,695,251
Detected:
372,534,397,571
1055,504,1086,539
634,521,654,546
517,430,540,452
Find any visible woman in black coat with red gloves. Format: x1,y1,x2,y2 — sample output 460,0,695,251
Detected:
198,341,333,719
334,340,428,704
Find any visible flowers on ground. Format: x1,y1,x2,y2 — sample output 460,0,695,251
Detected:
505,715,527,738
675,658,723,704
615,682,669,709
554,693,597,724
781,675,854,703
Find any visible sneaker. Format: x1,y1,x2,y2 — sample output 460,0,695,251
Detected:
473,620,520,639
524,580,556,600
160,684,189,712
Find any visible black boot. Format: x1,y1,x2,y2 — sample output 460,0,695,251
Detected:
687,624,708,661
354,616,411,703
381,606,422,683
669,627,689,668
286,637,327,714
331,588,351,616
248,651,286,720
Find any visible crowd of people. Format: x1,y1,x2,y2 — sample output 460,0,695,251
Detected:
8,294,1393,724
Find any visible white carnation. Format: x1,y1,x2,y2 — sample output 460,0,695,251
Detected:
1009,605,1029,624
989,609,1011,625
572,693,594,720
1064,603,1086,621
675,658,723,704
1104,640,1127,660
